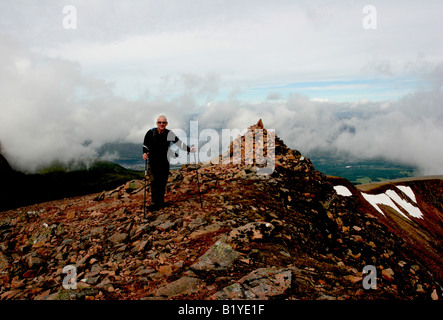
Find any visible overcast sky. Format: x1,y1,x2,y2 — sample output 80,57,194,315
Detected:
0,0,442,174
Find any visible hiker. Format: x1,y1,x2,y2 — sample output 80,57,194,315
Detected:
143,115,196,211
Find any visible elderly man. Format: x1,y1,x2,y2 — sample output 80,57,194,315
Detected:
143,115,196,211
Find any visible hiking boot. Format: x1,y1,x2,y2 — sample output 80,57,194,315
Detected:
147,204,160,212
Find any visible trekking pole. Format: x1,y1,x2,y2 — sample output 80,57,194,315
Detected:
143,159,147,218
192,146,203,208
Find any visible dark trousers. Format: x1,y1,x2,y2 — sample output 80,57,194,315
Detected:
148,163,169,206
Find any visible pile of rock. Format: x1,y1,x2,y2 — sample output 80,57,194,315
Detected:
221,119,279,165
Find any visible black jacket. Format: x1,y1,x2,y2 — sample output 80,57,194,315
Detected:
143,128,190,169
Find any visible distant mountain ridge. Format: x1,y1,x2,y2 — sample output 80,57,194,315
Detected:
0,153,12,175
98,139,421,183
0,155,143,212
0,140,12,175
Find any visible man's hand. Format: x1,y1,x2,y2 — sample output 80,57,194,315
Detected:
143,153,149,160
190,146,197,153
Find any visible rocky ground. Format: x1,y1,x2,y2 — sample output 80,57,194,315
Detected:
0,120,441,300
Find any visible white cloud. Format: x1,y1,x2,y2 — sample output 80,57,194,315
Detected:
23,0,439,98
0,36,194,171
195,82,443,175
1,1,442,176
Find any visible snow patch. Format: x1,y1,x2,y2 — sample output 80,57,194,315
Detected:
387,189,423,219
361,192,407,218
361,186,424,219
334,185,353,197
396,185,417,203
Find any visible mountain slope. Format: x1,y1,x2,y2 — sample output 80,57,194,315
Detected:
0,159,143,212
0,120,441,300
331,176,443,282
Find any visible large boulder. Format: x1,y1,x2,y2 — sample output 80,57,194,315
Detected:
190,241,240,272
213,267,292,300
226,222,275,246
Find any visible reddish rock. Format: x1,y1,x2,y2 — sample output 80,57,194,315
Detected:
0,120,441,301
22,270,35,278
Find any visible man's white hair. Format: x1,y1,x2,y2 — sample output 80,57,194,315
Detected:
155,114,168,123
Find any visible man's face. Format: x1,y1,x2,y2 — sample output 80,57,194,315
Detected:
156,117,168,131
